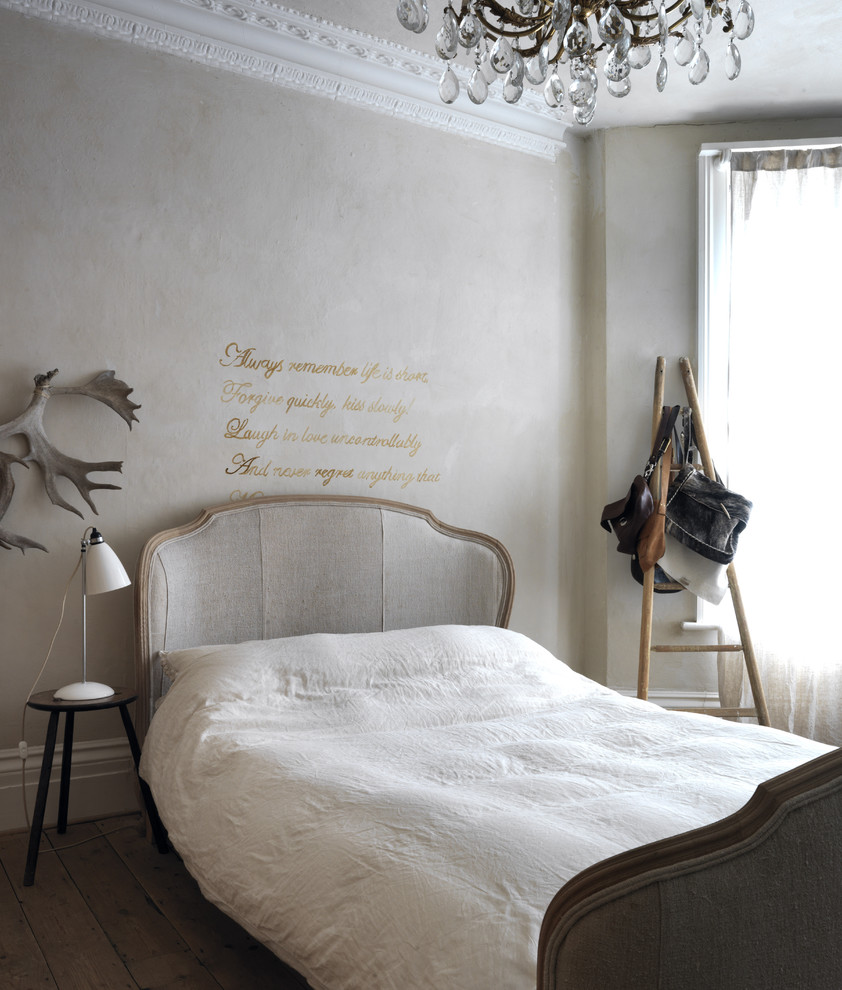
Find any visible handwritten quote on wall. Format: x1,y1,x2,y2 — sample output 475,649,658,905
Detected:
219,342,442,500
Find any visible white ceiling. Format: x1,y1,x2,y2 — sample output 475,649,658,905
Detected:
576,0,842,129
298,0,842,131
4,0,841,140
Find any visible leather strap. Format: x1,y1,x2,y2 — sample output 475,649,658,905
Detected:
644,405,680,482
655,439,672,515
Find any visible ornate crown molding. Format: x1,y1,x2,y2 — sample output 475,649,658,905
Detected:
1,0,568,159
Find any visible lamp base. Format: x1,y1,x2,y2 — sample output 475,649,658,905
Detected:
53,681,114,702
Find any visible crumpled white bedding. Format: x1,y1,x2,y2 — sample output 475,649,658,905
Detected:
139,625,831,990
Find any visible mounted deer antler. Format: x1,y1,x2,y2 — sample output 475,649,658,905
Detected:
0,369,140,552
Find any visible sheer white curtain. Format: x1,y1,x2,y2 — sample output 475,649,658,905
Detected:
715,145,842,743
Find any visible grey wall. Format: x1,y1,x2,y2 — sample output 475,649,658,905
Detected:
0,8,586,768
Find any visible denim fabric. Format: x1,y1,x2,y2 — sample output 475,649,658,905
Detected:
665,465,752,565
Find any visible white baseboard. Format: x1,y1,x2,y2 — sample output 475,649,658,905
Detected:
614,687,722,709
0,737,140,833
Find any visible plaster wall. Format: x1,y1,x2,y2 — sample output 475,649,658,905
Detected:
0,7,585,796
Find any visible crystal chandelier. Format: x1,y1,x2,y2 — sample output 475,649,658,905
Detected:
396,1,756,126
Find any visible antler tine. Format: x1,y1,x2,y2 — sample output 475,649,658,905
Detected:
40,457,124,516
50,371,141,429
0,368,139,551
0,453,48,553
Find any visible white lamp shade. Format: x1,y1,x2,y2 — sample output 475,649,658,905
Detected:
52,531,130,701
85,538,131,595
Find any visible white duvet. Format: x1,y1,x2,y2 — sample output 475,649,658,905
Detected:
140,625,831,990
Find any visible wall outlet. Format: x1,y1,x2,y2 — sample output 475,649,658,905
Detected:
18,741,27,761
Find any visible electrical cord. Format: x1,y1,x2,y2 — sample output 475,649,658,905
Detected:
19,539,86,829
38,817,143,854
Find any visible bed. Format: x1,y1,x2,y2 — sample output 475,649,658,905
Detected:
135,494,842,990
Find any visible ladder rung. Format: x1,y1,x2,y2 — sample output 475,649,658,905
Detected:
669,706,758,719
651,644,743,653
654,582,685,591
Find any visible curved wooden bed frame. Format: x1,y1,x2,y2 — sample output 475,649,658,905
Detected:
135,495,842,990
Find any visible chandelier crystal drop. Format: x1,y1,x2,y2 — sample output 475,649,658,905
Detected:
396,0,755,126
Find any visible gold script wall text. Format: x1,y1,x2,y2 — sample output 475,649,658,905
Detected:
218,341,442,500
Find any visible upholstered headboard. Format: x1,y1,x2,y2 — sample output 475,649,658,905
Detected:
134,495,515,738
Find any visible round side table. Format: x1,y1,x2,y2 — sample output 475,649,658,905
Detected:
24,687,168,886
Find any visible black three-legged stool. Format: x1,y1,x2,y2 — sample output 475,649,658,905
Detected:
24,687,168,886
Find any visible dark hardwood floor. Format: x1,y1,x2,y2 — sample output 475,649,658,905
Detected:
0,814,310,989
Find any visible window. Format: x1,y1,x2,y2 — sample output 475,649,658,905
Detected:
698,140,842,743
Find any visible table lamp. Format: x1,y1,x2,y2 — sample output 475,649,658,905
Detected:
53,528,131,701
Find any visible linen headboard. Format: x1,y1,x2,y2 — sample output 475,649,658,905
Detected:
134,494,515,738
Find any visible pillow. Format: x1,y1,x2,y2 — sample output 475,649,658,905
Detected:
155,624,589,703
160,624,524,677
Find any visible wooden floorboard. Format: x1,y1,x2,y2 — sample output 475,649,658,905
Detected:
0,815,310,990
1,827,136,990
0,839,57,990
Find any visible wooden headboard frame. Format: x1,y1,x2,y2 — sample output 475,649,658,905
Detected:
134,494,514,739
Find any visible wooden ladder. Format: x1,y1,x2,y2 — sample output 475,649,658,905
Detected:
637,356,770,726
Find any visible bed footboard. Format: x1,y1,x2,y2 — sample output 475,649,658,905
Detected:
539,746,842,990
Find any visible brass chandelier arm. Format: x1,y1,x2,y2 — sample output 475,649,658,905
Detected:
465,2,553,58
624,4,736,40
628,10,696,49
457,0,698,51
462,0,550,36
623,3,697,38
459,0,550,30
618,0,687,17
474,20,551,43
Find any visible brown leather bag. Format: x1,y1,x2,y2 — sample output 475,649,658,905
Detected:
601,404,679,560
637,439,672,573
